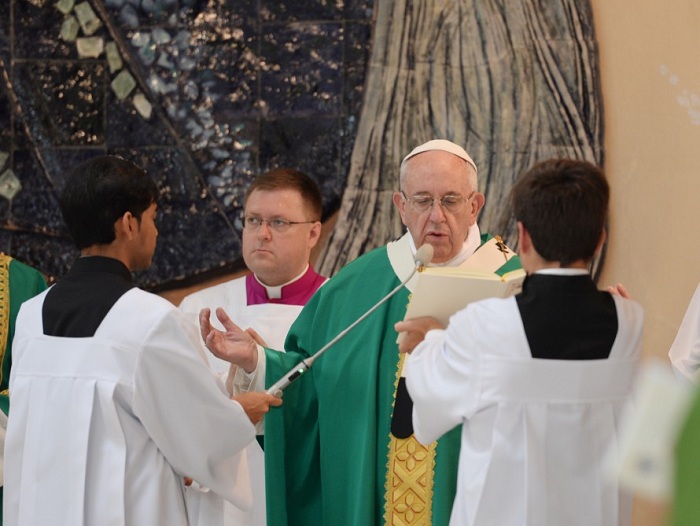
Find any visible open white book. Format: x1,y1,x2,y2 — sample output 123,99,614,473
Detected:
401,266,526,328
396,236,524,344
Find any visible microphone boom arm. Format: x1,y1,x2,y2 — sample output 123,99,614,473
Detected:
265,261,426,397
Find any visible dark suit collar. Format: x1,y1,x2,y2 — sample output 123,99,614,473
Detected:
71,256,133,283
521,272,597,296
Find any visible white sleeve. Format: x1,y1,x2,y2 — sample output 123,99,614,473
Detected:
0,409,7,486
230,346,267,434
669,283,700,385
404,305,484,445
132,308,256,509
230,345,267,394
177,292,200,317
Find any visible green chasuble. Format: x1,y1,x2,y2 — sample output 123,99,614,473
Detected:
0,256,47,412
264,234,520,526
671,387,700,526
0,255,48,524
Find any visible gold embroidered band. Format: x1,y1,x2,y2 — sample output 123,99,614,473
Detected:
385,353,436,525
0,254,12,386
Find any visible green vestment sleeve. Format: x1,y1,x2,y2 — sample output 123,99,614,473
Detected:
671,387,700,526
1,257,48,415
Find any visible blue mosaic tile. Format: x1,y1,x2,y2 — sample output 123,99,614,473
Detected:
0,1,9,55
11,118,32,152
12,61,106,147
260,22,344,116
10,188,66,237
178,32,260,118
105,88,176,147
0,196,9,222
344,21,372,65
212,148,259,228
260,116,344,217
0,83,11,144
0,230,10,254
179,0,260,30
260,0,343,23
11,150,66,217
104,0,180,28
345,0,375,20
11,149,55,193
0,229,76,281
14,0,83,60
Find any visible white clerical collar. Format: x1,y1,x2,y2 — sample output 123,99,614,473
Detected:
534,268,589,276
406,222,482,267
254,264,309,300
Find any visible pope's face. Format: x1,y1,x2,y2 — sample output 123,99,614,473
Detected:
393,151,484,264
242,188,321,286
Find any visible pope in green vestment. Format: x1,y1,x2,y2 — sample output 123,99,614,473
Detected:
203,140,521,525
0,254,48,524
263,232,520,526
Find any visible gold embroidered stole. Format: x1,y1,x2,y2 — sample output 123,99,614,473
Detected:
0,253,12,388
383,234,517,524
385,352,436,525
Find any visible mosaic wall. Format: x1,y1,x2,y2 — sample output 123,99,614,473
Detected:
0,0,373,289
1,0,604,289
317,0,605,277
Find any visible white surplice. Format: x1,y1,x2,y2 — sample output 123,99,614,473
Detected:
179,275,308,526
4,288,256,526
405,294,644,526
669,282,700,385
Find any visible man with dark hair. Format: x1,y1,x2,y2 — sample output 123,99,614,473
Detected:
179,167,325,526
3,155,280,525
398,158,644,525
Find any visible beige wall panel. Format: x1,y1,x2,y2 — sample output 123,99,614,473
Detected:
592,1,700,523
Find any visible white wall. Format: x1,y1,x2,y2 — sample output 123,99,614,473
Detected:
592,2,700,523
593,0,700,361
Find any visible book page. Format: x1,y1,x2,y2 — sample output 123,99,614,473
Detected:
396,236,523,344
403,268,525,326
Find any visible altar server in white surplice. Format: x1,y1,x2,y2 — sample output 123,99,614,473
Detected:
3,155,281,526
178,167,325,526
398,159,644,526
669,282,700,385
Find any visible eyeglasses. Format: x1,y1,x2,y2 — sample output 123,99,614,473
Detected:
243,216,317,233
401,191,475,214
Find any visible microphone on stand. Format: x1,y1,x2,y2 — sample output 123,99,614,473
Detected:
266,244,434,397
413,244,434,268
